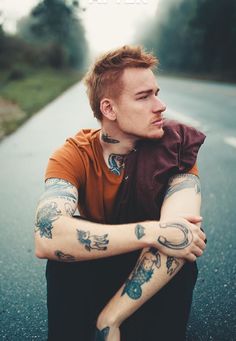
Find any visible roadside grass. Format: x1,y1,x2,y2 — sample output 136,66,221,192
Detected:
0,68,83,139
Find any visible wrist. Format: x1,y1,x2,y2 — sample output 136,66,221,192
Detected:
142,221,161,248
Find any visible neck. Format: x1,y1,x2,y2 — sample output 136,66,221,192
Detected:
99,121,137,155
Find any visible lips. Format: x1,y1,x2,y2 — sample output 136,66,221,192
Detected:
152,117,164,125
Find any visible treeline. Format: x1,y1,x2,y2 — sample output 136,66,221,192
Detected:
0,0,88,77
138,0,236,81
0,0,88,139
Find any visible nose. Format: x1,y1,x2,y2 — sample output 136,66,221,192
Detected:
153,97,166,114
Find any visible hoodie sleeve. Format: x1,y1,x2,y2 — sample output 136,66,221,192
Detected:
177,123,206,173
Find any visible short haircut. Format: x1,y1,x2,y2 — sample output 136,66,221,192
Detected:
84,45,158,121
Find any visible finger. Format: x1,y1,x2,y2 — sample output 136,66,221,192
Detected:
193,246,204,257
196,238,206,251
200,228,207,244
187,253,197,262
198,229,206,241
184,215,203,224
194,225,206,239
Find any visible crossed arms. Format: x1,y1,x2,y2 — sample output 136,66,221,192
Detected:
35,174,205,262
34,173,206,340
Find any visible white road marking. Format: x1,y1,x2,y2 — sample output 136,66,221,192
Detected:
166,108,202,128
224,137,236,149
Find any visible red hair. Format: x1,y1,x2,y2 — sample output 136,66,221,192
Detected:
84,45,158,121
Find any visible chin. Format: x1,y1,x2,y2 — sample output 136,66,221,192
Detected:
124,127,164,141
147,127,165,140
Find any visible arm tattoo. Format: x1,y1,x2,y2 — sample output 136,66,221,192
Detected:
108,153,125,175
77,230,109,252
45,178,74,189
121,248,161,300
94,326,110,341
165,174,201,200
55,250,76,262
101,132,120,144
64,202,74,215
158,222,193,250
41,190,77,204
135,224,145,240
166,256,180,276
42,178,78,205
35,202,61,238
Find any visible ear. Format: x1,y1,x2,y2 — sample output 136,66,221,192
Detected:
100,98,117,121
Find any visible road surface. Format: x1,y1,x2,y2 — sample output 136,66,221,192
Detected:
0,76,235,340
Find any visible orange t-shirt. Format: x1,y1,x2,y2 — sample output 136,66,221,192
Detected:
45,129,198,223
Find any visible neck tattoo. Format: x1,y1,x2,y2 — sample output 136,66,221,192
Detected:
101,132,120,144
108,153,125,175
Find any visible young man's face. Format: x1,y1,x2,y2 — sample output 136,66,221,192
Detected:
113,67,166,140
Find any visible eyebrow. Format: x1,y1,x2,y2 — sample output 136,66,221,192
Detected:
135,88,160,96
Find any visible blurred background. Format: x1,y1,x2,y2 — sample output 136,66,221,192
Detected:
0,0,236,340
0,0,235,139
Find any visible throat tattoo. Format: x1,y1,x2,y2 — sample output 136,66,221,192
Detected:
108,153,125,175
101,133,120,144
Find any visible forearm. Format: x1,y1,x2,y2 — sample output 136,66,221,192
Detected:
35,175,205,264
35,215,153,261
97,246,184,331
96,174,205,335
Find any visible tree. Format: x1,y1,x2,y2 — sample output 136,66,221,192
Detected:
138,0,236,81
190,0,236,78
18,0,88,69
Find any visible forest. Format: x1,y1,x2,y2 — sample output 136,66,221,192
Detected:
138,0,236,81
0,0,88,138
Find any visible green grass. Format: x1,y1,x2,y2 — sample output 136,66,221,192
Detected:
0,67,83,138
1,68,83,115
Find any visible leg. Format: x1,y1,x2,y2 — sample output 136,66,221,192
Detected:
46,260,94,341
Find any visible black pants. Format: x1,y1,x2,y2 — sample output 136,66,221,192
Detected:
46,251,198,341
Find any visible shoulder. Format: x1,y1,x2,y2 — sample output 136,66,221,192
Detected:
51,129,100,160
163,119,206,144
69,129,100,148
45,129,98,187
135,119,206,177
162,119,206,173
45,129,101,188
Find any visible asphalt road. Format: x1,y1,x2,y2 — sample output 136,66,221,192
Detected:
0,76,236,340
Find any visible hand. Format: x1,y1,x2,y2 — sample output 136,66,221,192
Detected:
153,216,206,262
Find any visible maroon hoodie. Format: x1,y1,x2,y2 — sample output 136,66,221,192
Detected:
111,119,206,224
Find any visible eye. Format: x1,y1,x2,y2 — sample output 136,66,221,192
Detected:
138,95,149,100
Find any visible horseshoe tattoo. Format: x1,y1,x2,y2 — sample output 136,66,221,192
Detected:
158,222,193,250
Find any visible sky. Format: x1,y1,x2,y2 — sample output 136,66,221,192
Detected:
0,0,158,55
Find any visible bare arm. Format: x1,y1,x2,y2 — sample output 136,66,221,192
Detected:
35,178,153,260
35,178,203,262
95,174,206,341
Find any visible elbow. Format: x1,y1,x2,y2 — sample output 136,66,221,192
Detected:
34,234,49,259
35,246,46,259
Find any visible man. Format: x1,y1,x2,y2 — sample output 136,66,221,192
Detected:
35,45,206,341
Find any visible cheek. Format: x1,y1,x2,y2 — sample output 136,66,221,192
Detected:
116,101,148,128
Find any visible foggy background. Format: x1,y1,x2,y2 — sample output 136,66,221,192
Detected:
0,0,236,340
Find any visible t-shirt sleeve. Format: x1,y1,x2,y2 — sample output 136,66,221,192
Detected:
45,139,85,189
187,162,199,176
